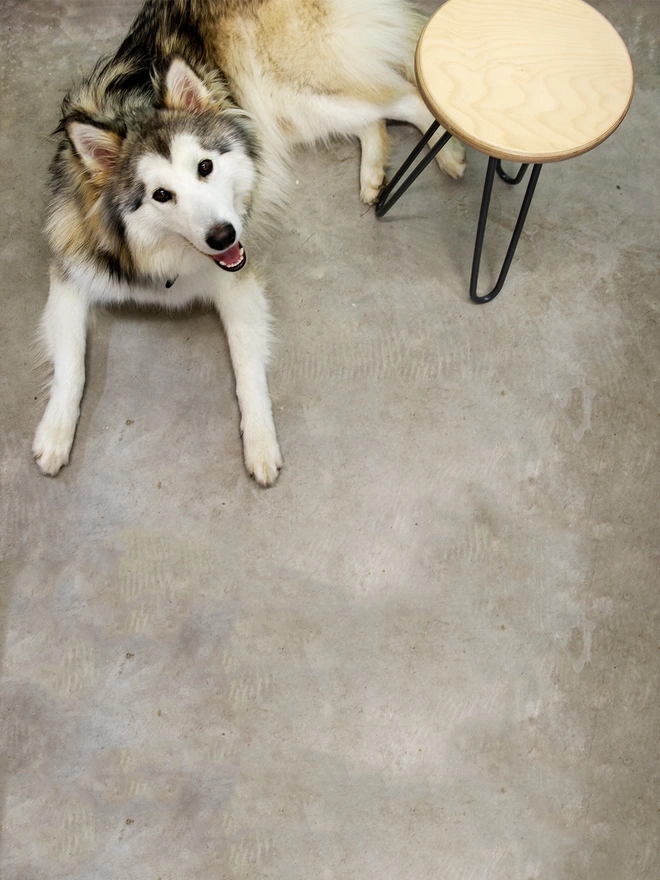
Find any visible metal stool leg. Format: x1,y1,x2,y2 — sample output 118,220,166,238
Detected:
470,159,542,304
496,160,529,185
375,122,452,218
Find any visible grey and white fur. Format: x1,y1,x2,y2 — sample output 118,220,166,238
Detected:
34,0,466,485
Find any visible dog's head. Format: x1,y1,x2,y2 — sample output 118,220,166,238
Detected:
63,58,258,278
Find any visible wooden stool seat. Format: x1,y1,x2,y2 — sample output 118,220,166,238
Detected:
415,0,634,163
376,0,634,302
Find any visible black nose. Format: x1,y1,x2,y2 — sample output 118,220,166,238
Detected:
205,223,236,252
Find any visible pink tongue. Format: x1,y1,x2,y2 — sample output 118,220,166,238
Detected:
212,242,242,264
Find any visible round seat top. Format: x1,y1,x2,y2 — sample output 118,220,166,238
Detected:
415,0,634,163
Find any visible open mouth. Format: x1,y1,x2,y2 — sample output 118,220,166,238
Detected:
211,241,246,272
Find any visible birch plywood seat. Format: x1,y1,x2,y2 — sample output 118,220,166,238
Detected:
377,0,634,302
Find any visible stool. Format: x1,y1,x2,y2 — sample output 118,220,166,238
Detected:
376,0,634,303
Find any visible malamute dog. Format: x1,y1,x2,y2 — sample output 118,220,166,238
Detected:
34,0,466,485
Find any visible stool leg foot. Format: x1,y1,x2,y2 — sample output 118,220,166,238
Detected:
375,123,452,218
496,160,529,185
470,159,542,304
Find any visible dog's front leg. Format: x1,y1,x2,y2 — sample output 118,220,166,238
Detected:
33,272,90,476
213,271,282,486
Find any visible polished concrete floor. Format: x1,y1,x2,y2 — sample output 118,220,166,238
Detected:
1,2,659,878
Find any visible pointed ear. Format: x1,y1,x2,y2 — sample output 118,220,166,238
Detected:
67,121,122,175
163,57,212,111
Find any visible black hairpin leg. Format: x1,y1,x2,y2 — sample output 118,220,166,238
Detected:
375,127,542,303
470,159,542,304
496,160,529,185
375,122,452,218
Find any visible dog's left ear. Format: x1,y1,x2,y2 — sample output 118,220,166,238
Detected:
163,58,212,111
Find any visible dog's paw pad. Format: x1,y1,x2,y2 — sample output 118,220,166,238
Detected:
438,141,467,180
243,424,283,487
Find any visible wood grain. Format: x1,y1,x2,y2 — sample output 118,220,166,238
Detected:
415,0,634,162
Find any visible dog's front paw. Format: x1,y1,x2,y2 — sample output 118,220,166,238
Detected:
437,139,467,179
33,410,77,476
242,419,283,487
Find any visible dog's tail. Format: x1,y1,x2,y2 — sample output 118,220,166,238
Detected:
405,8,429,83
324,0,428,92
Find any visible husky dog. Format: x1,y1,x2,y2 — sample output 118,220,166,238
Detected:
34,0,466,486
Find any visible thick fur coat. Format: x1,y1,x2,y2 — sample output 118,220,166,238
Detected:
34,0,466,485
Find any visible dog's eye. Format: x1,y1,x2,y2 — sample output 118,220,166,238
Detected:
198,159,213,177
152,188,172,203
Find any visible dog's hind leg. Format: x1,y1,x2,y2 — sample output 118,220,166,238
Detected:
385,89,467,180
213,271,282,487
359,121,390,206
33,274,89,476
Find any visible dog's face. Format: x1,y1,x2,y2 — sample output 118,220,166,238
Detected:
128,129,254,269
65,58,258,276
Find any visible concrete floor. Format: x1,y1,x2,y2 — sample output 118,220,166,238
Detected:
1,1,659,878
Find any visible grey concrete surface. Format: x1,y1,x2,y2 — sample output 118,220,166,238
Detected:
1,1,659,878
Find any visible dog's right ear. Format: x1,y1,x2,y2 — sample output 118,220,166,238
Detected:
66,121,123,177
